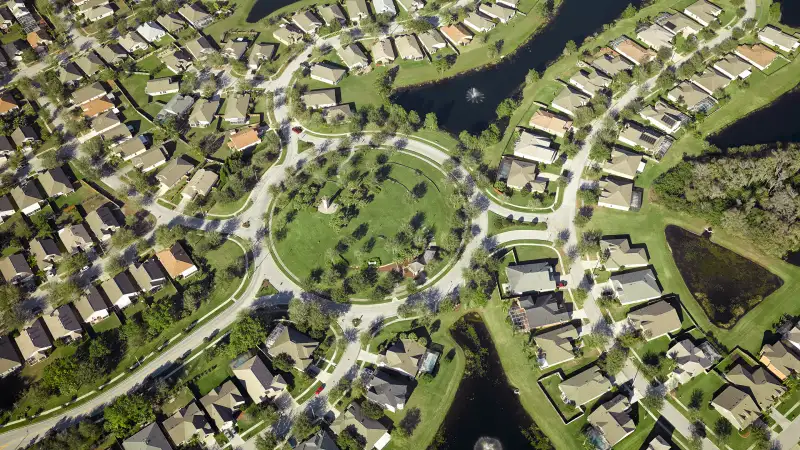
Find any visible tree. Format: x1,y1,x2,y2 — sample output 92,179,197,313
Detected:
272,352,295,372
361,401,385,420
121,318,147,348
621,3,637,18
21,48,37,64
154,224,188,249
495,98,520,119
254,432,279,450
424,112,438,131
45,280,81,307
713,418,733,445
292,413,319,441
227,314,268,356
288,298,333,338
433,55,455,75
641,386,664,412
405,17,433,33
525,69,540,85
60,252,90,276
337,427,365,450
563,40,577,55
599,346,628,376
104,394,155,437
41,356,97,395
16,76,37,99
397,407,421,437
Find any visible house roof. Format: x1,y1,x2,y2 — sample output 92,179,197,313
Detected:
156,241,197,278
182,168,218,198
232,354,286,402
559,366,611,405
636,23,674,49
685,0,722,25
15,318,52,360
640,101,684,131
479,3,515,21
735,44,778,69
223,40,249,60
330,403,389,450
291,10,322,33
200,380,245,429
75,284,109,320
318,4,346,25
506,261,556,294
659,12,702,36
614,37,656,65
74,52,105,76
11,182,43,210
440,24,473,44
345,0,370,18
690,68,731,94
136,21,166,42
189,98,219,124
185,36,214,59
129,258,167,291
224,94,250,121
668,81,713,108
712,385,760,429
516,292,572,329
178,2,211,26
514,129,556,162
248,43,276,65
373,0,396,15
273,26,303,45
72,82,107,105
604,148,642,179
552,85,590,115
116,136,146,158
229,128,260,151
727,362,786,410
156,156,194,186
620,121,665,151
12,126,38,145
600,237,648,270
146,77,179,95
30,237,61,267
311,62,346,84
0,194,14,213
156,13,187,32
96,44,128,64
528,109,573,135
591,48,633,76
534,323,579,366
0,253,31,282
0,335,21,374
384,338,426,376
610,268,662,304
84,5,113,21
372,39,396,62
0,94,18,114
367,368,411,409
85,205,120,240
761,341,800,379
760,25,799,50
587,395,635,447
464,12,494,31
132,148,166,172
122,422,174,450
267,324,319,370
119,31,148,53
163,401,213,445
599,176,634,209
101,271,138,302
302,89,337,108
39,167,73,197
162,50,192,73
668,339,716,384
43,304,82,340
418,29,446,52
81,97,114,117
338,44,369,69
627,300,681,339
91,110,121,133
395,34,425,60
569,69,611,96
296,430,340,450
505,158,538,190
714,53,751,78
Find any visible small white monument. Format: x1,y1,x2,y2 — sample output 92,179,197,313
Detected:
317,196,339,214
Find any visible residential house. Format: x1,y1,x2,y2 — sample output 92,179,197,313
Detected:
513,128,556,163
185,36,216,60
43,304,83,343
712,385,760,430
178,2,213,28
345,0,371,24
311,62,347,85
96,44,129,66
26,29,52,52
505,261,557,295
157,242,199,279
684,0,722,27
618,121,672,156
372,38,396,65
373,0,396,16
367,369,411,412
136,21,167,43
690,68,731,95
119,32,149,53
122,423,173,450
182,169,219,200
78,110,121,143
324,104,353,123
266,324,320,370
228,128,261,152
81,97,114,118
302,89,338,109
223,39,249,60
85,205,121,242
394,34,424,61
760,341,800,380
610,268,662,305
550,86,590,117
636,24,674,50
496,0,518,8
155,156,194,189
224,94,251,124
248,43,276,70
598,176,635,211
318,4,347,26
15,319,52,365
667,81,715,112
591,48,634,76
129,258,168,292
71,82,107,106
115,137,148,161
440,24,473,46
0,195,14,222
200,381,246,431
297,431,341,450
0,94,18,114
500,157,546,192
273,26,304,46
330,403,392,450
587,395,635,448
640,101,685,134
157,13,188,33
559,366,611,406
463,12,495,33
39,167,74,198
163,50,192,73
2,40,27,62
75,285,110,324
163,401,213,446
232,354,287,403
84,5,113,22
597,237,648,271
478,3,515,23
568,69,611,96
726,362,785,411
528,109,573,137
658,12,702,36
189,99,220,128
627,300,681,340
418,29,446,55
0,253,32,284
534,323,579,368
338,43,370,69
603,148,644,180
292,10,323,34
382,338,426,377
132,147,168,173
713,54,752,79
667,339,718,386
29,237,61,273
11,182,44,215
102,272,140,309
146,77,179,96
0,336,21,377
397,0,424,12
735,43,778,71
613,37,656,66
758,25,799,52
508,292,572,332
11,126,38,148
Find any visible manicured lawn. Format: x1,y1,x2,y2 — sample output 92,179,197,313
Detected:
777,389,800,415
161,386,195,416
92,313,122,333
119,74,151,107
614,405,657,450
539,373,582,421
195,365,232,396
634,335,672,360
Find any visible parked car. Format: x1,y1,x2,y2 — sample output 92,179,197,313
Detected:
292,126,303,134
315,384,325,396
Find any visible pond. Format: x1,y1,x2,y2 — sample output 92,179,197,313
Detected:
393,0,643,133
708,87,800,149
432,313,539,450
246,0,299,23
664,225,783,329
778,0,800,28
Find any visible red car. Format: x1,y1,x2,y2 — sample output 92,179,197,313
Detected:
315,384,325,396
292,126,303,134
557,280,568,288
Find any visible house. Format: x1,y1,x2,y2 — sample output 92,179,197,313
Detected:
338,43,370,69
43,304,83,343
224,94,250,124
311,62,347,85
71,82,107,106
636,24,674,50
163,401,213,446
146,77,179,96
367,369,411,412
11,182,44,215
528,109,572,137
758,25,799,52
610,268,662,305
508,292,572,331
115,137,148,161
318,4,346,26
505,261,557,295
330,403,392,450
129,258,168,292
550,86,590,117
513,129,556,163
613,37,656,66
598,176,635,211
596,237,648,271
587,395,635,447
75,285,110,324
39,167,74,198
26,29,52,51
324,104,353,123
292,10,323,34
568,69,611,96
163,50,192,73
155,156,194,189
712,385,760,430
618,121,672,156
85,5,113,22
683,0,722,27
182,169,219,200
463,12,495,33
297,431,340,450
132,147,167,172
640,101,685,134
0,195,15,222
0,94,18,115
185,36,216,60
418,29,447,55
496,0,518,8
690,68,731,95
735,43,778,71
102,272,140,309
248,43,276,70
223,39,249,60
85,206,120,242
228,128,261,152
500,157,545,192
15,319,52,364
382,338,426,377
0,135,11,155
603,148,644,180
200,381,246,431
266,323,319,370
0,253,32,284
178,2,213,28
232,354,287,402
273,26,304,46
29,238,62,272
81,98,114,118
157,242,199,279
189,99,220,128
440,24,473,47
559,366,611,406
627,300,681,340
726,362,785,411
667,81,715,112
136,21,167,43
119,32,149,53
122,423,173,450
534,323,579,368
157,13,188,33
2,40,27,62
658,12,702,36
373,0,396,16
591,48,633,76
667,339,718,386
478,3,515,23
713,54,752,80
303,89,338,109
345,0,371,24
372,39,396,65
11,126,39,148
0,336,21,377
96,44,129,66
397,0,424,12
394,34,425,61
760,341,800,380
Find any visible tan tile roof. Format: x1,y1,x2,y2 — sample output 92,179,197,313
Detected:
228,128,260,151
156,241,197,278
81,98,114,117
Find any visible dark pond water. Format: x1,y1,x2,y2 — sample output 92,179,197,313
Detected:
779,0,800,27
432,313,536,450
246,0,298,23
394,0,644,134
708,86,800,149
664,225,783,328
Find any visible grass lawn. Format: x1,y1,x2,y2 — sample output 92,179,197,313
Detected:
195,365,233,396
614,405,657,450
161,386,195,416
91,313,122,333
118,73,151,107
634,335,672,360
539,373,582,421
777,389,800,415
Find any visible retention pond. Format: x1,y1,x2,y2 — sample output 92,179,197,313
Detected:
708,86,800,148
246,0,298,23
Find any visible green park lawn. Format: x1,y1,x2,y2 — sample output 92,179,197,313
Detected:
487,211,548,236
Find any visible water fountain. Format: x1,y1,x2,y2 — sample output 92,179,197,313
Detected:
466,87,484,103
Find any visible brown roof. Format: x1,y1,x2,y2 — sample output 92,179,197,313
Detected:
81,98,114,117
0,94,18,114
736,44,778,69
156,241,196,278
228,128,260,151
440,24,473,44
